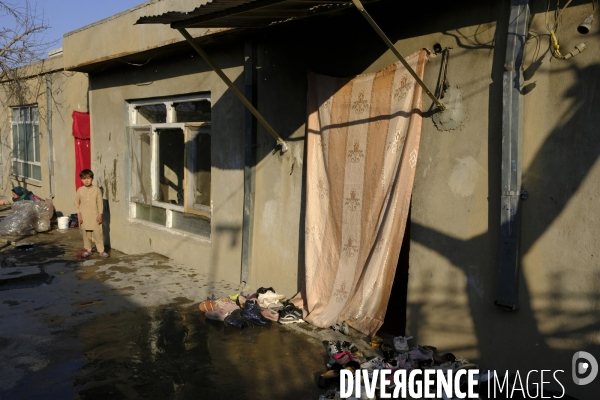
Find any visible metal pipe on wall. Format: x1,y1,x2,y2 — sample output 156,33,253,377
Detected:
45,75,55,198
240,40,257,288
496,0,529,311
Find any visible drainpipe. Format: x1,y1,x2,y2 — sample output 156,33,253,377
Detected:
496,0,529,311
240,40,257,289
45,75,55,198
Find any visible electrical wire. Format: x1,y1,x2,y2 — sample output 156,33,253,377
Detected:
545,0,573,59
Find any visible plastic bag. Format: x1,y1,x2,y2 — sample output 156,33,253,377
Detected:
32,200,54,232
0,199,54,235
0,201,35,235
69,213,79,228
224,309,253,329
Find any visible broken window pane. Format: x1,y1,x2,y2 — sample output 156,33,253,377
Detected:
138,104,167,124
185,126,211,216
157,128,185,205
130,127,152,204
175,100,211,123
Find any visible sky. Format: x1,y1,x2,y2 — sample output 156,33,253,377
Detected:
17,0,148,50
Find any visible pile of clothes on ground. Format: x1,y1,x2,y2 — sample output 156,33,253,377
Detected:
198,287,305,328
318,335,482,400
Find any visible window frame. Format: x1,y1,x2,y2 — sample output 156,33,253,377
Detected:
11,105,41,181
128,94,212,227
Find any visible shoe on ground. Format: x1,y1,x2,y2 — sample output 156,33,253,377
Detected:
205,302,239,321
236,292,250,308
332,351,358,366
327,340,342,356
396,352,414,371
240,298,272,326
393,335,413,353
256,286,275,295
330,321,349,335
278,305,304,324
360,356,389,371
331,351,351,365
99,252,109,258
261,308,279,322
257,298,284,309
257,289,286,309
258,289,286,302
82,251,91,258
199,297,232,313
339,340,359,354
407,345,433,361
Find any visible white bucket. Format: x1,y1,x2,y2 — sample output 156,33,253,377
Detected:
57,216,69,230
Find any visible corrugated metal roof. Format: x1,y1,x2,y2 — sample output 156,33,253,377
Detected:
136,0,380,29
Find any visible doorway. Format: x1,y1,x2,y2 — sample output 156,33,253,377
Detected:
380,206,411,336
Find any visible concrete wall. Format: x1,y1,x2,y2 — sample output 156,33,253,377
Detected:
48,63,90,214
88,45,246,285
0,56,88,214
394,2,599,399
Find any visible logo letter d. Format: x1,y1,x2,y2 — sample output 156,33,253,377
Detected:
572,351,598,385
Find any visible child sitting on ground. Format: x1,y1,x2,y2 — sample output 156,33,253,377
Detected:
75,169,109,258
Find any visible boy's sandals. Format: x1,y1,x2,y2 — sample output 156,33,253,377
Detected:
82,251,91,258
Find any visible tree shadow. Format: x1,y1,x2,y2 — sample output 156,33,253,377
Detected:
409,45,600,400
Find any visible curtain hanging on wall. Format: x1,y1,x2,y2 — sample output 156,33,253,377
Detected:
293,50,428,336
72,111,91,190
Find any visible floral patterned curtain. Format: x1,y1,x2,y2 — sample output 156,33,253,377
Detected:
293,50,428,336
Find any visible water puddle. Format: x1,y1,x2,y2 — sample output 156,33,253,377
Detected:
3,303,326,399
0,270,53,291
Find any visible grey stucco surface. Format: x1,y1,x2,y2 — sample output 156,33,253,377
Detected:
1,0,598,398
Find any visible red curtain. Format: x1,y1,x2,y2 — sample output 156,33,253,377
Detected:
72,111,91,190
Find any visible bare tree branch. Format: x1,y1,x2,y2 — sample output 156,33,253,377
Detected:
0,0,56,105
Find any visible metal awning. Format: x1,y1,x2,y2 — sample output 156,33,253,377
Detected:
135,0,381,28
135,0,445,151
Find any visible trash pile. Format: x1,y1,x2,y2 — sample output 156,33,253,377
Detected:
198,287,305,328
0,199,54,235
317,335,484,400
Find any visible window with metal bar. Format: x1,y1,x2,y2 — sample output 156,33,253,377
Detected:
11,106,41,181
128,94,211,237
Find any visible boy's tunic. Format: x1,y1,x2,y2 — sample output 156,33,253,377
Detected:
75,185,103,230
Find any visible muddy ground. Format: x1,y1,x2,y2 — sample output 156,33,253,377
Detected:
0,226,380,400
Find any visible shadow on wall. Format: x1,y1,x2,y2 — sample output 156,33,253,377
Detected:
408,18,600,398
99,186,111,250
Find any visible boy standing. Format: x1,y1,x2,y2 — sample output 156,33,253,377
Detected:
75,169,109,258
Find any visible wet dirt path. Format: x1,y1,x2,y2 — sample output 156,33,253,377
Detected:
2,303,327,400
0,228,334,399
